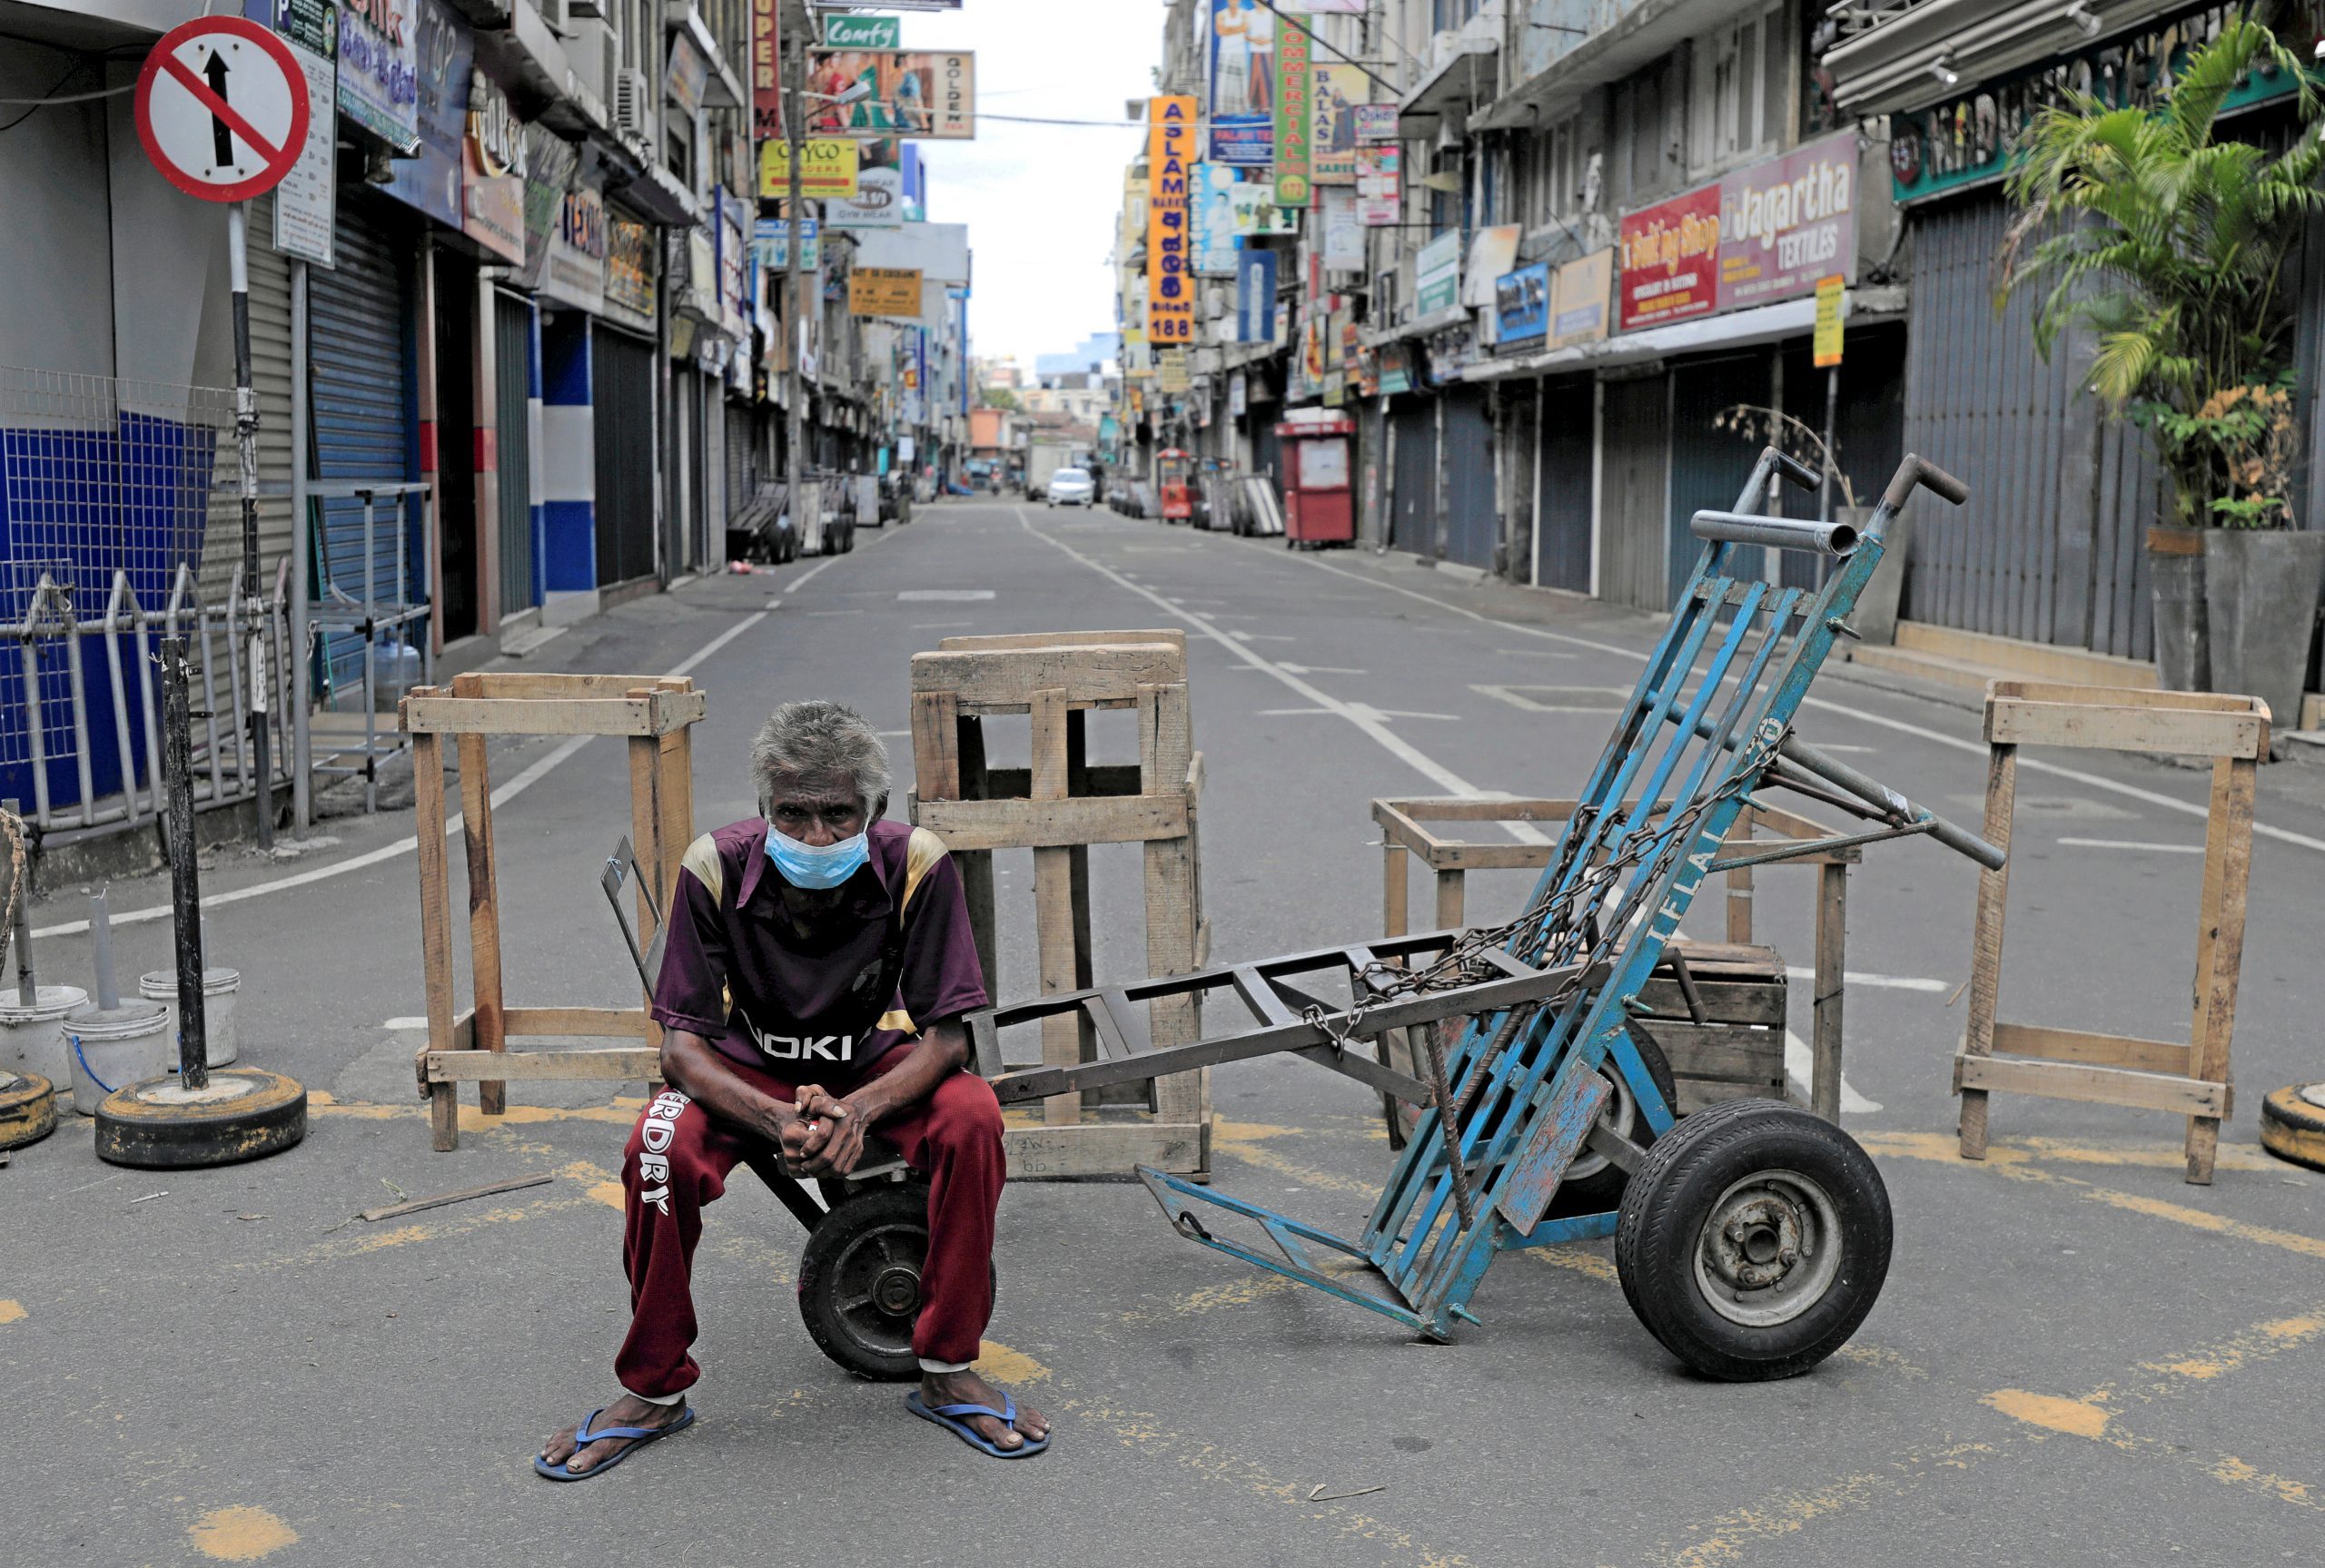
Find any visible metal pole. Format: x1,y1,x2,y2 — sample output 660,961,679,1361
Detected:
160,636,208,1090
1819,365,1839,526
228,202,272,851
5,797,32,1006
289,257,312,834
785,17,807,545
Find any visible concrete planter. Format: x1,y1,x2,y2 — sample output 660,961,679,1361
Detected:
2147,526,2210,694
1848,506,1906,645
2203,528,2325,742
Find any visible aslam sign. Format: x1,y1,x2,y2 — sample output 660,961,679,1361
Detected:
1145,94,1196,346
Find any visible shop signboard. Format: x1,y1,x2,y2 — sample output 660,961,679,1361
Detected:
1813,273,1845,367
827,164,905,227
1414,230,1460,316
719,190,749,339
824,13,899,48
1207,0,1273,164
806,49,975,138
1356,144,1398,225
851,267,924,316
1375,341,1411,396
1311,63,1366,184
1195,163,1241,277
1273,13,1312,205
1462,224,1520,309
605,214,657,325
751,0,780,140
511,123,576,291
272,0,338,266
462,61,526,264
542,182,606,313
1230,182,1298,236
1158,348,1191,393
1320,186,1361,271
1548,248,1612,350
1355,104,1398,141
667,29,709,119
1235,245,1276,342
754,218,820,269
338,0,419,152
1494,261,1550,347
1145,94,1197,346
1617,179,1719,330
1717,130,1855,311
381,0,471,228
758,137,861,198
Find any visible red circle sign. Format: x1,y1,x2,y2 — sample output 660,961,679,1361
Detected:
134,15,310,204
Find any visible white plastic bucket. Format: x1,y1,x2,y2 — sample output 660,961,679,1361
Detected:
64,1001,172,1115
0,985,89,1090
138,967,241,1067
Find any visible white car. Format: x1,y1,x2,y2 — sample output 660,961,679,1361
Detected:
1045,468,1095,508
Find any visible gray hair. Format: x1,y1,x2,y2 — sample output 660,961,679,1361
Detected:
749,701,892,817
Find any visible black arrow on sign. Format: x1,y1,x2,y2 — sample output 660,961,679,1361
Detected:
202,48,232,169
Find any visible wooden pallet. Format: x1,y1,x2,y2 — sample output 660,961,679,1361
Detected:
1956,681,2263,1184
401,672,703,1150
1373,796,1858,1118
909,630,1210,1178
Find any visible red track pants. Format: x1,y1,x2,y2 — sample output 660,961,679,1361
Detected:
614,1055,1005,1399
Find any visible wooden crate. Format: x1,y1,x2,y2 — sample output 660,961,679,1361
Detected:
908,630,1211,1178
1956,681,2263,1184
400,672,703,1150
1373,796,1860,1118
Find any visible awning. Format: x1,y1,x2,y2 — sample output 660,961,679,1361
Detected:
1464,287,1905,382
1401,36,1499,119
1822,0,2183,117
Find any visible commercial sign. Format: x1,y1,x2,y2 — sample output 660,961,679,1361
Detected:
510,123,575,291
1813,274,1845,367
750,0,780,140
1206,0,1271,165
851,267,924,316
1548,249,1612,350
338,0,419,152
605,213,656,323
543,182,606,313
1230,181,1297,236
1194,163,1241,276
824,14,899,48
1310,63,1367,185
1356,145,1398,225
1235,246,1277,342
1494,261,1550,346
462,63,526,263
1272,11,1312,205
806,50,975,138
758,137,861,198
1414,230,1460,316
1717,131,1856,311
754,217,818,270
268,0,337,264
1617,180,1719,330
826,164,905,228
1887,2,2318,204
381,0,470,229
1145,95,1196,346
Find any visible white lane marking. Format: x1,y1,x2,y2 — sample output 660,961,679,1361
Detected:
1494,646,1575,660
1471,684,1629,714
898,588,994,601
1257,707,1334,717
910,621,976,630
383,1017,428,1031
1281,547,2325,857
805,608,864,616
1349,704,1460,723
1225,630,1297,642
2056,837,2207,854
1786,1029,1883,1114
25,546,860,940
1785,965,1947,993
1278,663,1367,676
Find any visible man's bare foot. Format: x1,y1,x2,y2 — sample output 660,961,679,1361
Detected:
539,1394,687,1475
922,1367,1049,1451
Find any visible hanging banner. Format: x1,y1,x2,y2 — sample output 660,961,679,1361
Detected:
1206,0,1272,165
750,0,781,140
1356,144,1399,225
511,123,576,291
1194,163,1241,276
462,62,527,264
758,137,861,198
1272,10,1312,205
1310,63,1367,185
338,0,420,152
1145,94,1197,346
1230,182,1298,236
272,0,338,267
1235,245,1277,342
806,50,975,138
1320,186,1361,271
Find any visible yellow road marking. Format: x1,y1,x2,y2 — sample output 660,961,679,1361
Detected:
308,1089,646,1129
188,1505,298,1561
976,1341,1053,1385
0,1298,25,1325
1985,1388,2112,1438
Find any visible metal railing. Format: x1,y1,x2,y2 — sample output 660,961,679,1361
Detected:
302,481,433,815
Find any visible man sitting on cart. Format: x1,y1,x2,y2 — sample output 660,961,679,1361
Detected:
539,702,1049,1476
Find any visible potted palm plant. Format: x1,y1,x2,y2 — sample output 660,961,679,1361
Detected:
1999,17,2325,735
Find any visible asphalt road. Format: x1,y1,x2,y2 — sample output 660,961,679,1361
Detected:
7,498,2325,1567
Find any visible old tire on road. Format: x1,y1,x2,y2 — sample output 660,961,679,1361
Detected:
798,1182,997,1382
1614,1098,1891,1381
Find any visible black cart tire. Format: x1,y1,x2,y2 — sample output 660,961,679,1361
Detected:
1545,1029,1679,1221
797,1183,997,1381
0,1070,57,1150
1614,1098,1891,1381
2261,1084,2325,1172
92,1068,307,1169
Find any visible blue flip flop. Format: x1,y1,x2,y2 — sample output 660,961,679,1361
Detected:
533,1404,696,1481
905,1389,1052,1459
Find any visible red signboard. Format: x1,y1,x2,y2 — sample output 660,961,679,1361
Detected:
751,0,781,141
1617,181,1720,332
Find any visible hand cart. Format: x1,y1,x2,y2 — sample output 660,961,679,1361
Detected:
970,449,2005,1381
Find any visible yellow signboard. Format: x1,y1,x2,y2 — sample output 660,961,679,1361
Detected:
1813,274,1845,368
1156,348,1190,393
758,138,861,200
850,266,924,317
1145,95,1196,346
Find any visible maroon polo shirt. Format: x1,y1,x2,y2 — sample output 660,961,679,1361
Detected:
650,817,989,1082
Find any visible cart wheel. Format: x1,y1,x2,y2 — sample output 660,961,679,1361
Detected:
1545,1028,1677,1221
1613,1099,1891,1381
796,1183,998,1381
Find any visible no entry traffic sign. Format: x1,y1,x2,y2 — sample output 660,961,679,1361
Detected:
134,15,309,204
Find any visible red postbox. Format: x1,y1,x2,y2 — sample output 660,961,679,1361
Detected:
1274,416,1356,547
1158,449,1195,522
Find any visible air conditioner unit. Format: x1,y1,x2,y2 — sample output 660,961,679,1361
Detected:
616,66,652,137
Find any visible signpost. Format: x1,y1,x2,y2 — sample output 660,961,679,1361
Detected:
1814,274,1846,526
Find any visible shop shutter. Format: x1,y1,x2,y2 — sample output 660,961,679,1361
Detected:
492,292,535,617
1535,375,1592,592
1388,399,1435,555
1440,386,1495,570
1598,373,1670,612
1667,352,1769,605
593,324,658,587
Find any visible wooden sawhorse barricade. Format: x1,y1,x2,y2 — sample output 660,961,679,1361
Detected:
1956,681,2264,1184
401,672,704,1150
1374,796,1860,1119
908,631,1210,1178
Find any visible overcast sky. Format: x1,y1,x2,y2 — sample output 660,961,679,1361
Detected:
899,0,1154,367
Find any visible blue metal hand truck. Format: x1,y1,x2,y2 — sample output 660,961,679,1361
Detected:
974,450,2003,1380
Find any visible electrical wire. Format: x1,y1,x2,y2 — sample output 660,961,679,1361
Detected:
0,83,133,105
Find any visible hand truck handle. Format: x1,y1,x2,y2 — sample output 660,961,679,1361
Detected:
1880,454,1969,511
1777,736,2007,871
1771,449,1823,493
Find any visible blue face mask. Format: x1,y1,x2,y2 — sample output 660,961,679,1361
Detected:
766,823,870,890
